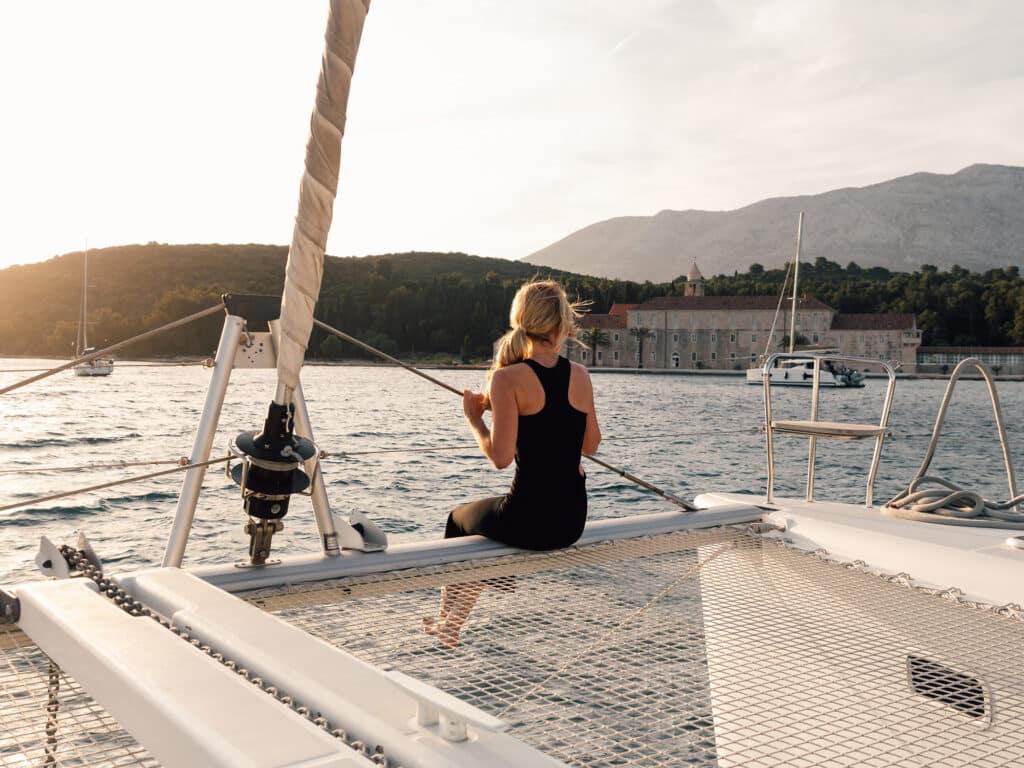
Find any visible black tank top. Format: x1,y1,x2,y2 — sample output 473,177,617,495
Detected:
504,356,588,548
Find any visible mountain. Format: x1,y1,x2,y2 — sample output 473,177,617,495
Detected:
523,164,1024,281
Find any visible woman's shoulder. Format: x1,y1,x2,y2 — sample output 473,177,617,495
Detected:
568,360,593,382
492,361,531,384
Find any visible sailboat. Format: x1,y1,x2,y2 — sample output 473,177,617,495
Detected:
73,248,114,377
745,211,864,387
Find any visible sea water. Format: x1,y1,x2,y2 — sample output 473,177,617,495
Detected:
1,360,1022,587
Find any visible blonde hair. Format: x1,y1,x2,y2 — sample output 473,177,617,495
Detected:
487,280,586,398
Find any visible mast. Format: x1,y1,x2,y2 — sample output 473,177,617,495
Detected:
78,247,89,353
788,211,803,354
275,0,370,406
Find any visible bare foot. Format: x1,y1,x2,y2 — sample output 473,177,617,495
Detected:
422,616,461,649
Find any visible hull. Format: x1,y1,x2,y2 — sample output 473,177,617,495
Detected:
746,356,865,387
74,359,114,376
745,366,855,386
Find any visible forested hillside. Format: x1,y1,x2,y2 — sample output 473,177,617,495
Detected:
0,244,1021,359
0,244,666,359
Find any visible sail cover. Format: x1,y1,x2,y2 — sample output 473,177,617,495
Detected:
276,0,370,400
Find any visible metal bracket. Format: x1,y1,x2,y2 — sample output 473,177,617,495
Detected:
75,532,102,572
333,509,388,552
36,536,71,579
386,669,506,742
0,589,19,624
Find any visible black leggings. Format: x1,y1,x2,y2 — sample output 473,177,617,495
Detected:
445,489,587,551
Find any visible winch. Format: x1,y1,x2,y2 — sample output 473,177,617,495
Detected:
230,401,317,564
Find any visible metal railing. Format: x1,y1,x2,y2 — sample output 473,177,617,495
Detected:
762,353,897,506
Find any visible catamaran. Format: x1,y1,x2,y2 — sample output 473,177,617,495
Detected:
3,3,1023,767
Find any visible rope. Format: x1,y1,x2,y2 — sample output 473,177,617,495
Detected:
314,320,697,511
498,539,735,717
0,457,230,514
885,476,1024,528
318,429,762,460
0,457,190,475
0,360,214,374
0,303,224,396
884,358,1021,527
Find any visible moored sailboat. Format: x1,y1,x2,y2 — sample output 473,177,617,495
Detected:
746,211,864,387
73,248,114,377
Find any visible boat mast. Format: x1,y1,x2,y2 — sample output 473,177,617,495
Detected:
78,247,89,353
788,211,803,354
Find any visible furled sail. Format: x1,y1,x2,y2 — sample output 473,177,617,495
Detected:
276,0,370,402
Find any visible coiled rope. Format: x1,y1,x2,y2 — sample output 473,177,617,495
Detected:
884,358,1022,528
886,475,1024,527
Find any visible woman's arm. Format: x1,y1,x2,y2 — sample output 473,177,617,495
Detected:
464,368,518,469
571,363,602,455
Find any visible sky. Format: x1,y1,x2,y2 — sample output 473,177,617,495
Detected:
1,0,1022,270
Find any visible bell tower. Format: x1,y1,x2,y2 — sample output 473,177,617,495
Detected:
685,262,705,297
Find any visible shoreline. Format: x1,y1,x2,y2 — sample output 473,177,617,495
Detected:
1,356,1021,381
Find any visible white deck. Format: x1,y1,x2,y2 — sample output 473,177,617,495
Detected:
696,491,1024,605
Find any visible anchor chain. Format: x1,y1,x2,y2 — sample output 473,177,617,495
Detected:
57,546,395,767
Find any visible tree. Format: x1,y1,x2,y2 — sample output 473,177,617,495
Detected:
779,333,810,350
630,326,654,369
578,327,609,367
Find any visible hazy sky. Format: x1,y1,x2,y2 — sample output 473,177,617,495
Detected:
1,1,1022,270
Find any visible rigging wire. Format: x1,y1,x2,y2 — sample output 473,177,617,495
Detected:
0,303,225,396
0,457,231,514
763,260,793,358
0,360,215,374
314,318,698,511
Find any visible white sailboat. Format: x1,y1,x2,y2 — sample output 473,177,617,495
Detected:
746,211,864,387
73,248,114,377
3,3,1023,768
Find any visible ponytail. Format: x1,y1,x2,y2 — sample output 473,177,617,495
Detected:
483,279,588,407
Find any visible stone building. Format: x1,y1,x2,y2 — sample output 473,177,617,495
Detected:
917,347,1024,375
570,265,922,371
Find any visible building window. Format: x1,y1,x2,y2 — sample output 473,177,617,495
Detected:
613,351,619,361
730,332,736,343
651,332,656,342
597,351,603,362
671,352,680,368
711,352,717,361
581,350,588,361
650,349,656,360
730,353,736,362
673,334,679,343
751,334,757,344
751,353,757,361
613,333,620,342
710,333,717,343
691,352,697,362
812,334,819,344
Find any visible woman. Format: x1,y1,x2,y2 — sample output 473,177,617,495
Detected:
423,279,601,647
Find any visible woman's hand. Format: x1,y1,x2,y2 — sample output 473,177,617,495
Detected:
462,389,486,426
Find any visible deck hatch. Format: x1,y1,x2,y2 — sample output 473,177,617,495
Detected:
907,655,987,718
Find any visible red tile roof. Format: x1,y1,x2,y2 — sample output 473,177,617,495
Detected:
635,295,832,312
608,303,637,316
830,314,916,331
580,313,627,330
